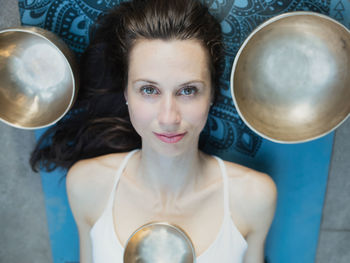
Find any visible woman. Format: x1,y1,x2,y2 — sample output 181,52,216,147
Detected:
31,0,276,262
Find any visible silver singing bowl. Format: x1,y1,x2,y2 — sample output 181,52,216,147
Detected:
124,222,196,263
231,12,350,143
0,27,78,129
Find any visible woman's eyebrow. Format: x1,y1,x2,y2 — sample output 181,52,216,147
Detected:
180,80,205,86
133,79,205,86
133,79,158,85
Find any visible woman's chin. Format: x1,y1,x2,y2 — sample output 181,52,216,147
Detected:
142,140,196,157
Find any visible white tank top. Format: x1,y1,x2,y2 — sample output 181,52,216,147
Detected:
90,150,248,262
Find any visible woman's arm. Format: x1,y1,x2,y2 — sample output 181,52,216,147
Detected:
242,172,277,263
226,162,277,263
66,162,94,263
65,154,124,263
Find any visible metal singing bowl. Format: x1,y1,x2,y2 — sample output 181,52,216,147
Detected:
231,12,350,143
0,26,78,129
124,222,196,263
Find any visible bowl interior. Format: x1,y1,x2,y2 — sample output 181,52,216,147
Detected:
124,222,195,263
0,30,74,129
232,13,350,143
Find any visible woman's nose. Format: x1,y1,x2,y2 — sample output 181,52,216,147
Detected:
157,95,181,126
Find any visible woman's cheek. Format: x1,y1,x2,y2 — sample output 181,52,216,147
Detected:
185,101,211,130
129,103,155,134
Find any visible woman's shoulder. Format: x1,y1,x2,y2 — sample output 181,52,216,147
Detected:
66,151,131,188
222,159,277,234
202,152,276,199
65,151,134,225
220,159,276,199
70,151,132,172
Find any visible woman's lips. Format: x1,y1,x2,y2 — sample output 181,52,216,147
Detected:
153,132,187,143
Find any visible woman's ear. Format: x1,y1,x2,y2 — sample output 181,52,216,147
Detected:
124,89,128,104
210,90,215,106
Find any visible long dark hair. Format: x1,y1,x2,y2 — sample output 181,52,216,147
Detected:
30,0,223,172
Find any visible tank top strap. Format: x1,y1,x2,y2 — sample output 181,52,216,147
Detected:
105,149,139,209
115,149,139,178
213,156,230,217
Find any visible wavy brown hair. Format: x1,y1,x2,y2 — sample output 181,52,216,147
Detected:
30,0,223,171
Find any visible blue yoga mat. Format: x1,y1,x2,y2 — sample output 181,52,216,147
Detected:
19,0,349,262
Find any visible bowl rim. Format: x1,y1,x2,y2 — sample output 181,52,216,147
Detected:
0,26,77,130
230,11,350,144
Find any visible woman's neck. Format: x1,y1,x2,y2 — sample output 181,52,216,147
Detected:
137,145,204,203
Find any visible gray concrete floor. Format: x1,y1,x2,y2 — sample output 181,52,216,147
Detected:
316,118,350,263
0,0,349,263
0,1,53,262
0,123,53,263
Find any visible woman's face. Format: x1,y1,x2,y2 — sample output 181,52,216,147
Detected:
125,39,212,155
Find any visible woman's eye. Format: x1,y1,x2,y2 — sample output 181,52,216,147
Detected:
140,86,159,95
179,86,198,96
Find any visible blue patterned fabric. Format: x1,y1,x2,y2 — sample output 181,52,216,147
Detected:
19,1,349,263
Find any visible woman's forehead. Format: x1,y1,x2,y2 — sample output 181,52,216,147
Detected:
128,39,211,83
